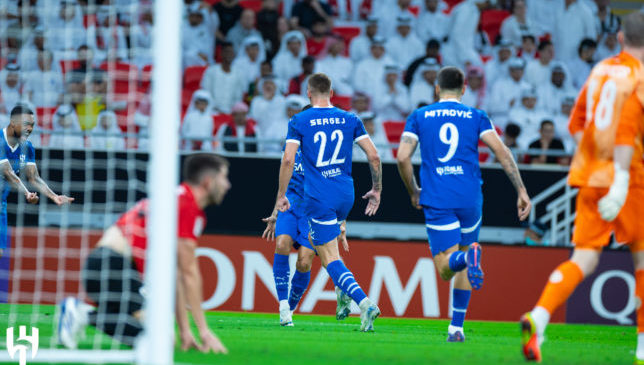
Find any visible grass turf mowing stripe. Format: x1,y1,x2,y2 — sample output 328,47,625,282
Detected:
0,304,636,364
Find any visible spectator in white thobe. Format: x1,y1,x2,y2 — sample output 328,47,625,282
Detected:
350,16,379,63
552,93,577,152
508,86,552,149
249,76,287,153
566,38,596,89
227,9,262,54
385,14,425,70
353,111,393,161
272,30,308,82
526,0,563,38
316,37,354,95
484,39,514,91
90,5,128,63
200,42,246,114
353,36,394,100
0,64,24,114
442,0,491,68
49,104,85,150
181,89,214,151
374,0,416,39
89,110,126,150
373,64,411,121
487,57,531,128
524,40,554,88
500,0,535,47
409,60,440,109
552,0,597,62
129,4,155,69
232,36,266,90
461,66,487,111
23,50,64,108
18,26,54,73
46,0,90,61
182,3,215,68
536,62,576,115
416,0,450,43
595,23,620,61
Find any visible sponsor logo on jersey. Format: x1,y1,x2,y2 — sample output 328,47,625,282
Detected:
321,167,342,178
294,162,304,174
436,165,464,176
425,109,473,119
309,117,346,127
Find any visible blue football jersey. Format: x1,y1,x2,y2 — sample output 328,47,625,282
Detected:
0,129,36,201
285,147,305,212
403,100,494,209
285,107,368,201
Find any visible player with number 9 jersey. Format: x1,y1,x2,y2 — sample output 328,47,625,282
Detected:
285,107,369,244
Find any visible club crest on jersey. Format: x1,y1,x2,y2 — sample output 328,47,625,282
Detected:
19,154,26,168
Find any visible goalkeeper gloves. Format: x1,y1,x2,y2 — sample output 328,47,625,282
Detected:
598,164,629,222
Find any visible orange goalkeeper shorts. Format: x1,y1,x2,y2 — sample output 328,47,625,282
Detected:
572,186,644,251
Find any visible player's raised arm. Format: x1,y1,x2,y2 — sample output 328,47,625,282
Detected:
177,237,228,354
480,129,531,221
396,132,421,210
357,136,382,216
25,164,74,206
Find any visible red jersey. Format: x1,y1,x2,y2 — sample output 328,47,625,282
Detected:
115,183,206,274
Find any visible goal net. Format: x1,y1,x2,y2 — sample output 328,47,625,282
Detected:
0,1,180,363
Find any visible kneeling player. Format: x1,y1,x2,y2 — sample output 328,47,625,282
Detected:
56,154,229,354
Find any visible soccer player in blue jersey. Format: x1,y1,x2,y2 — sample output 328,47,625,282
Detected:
274,73,382,332
262,146,353,326
0,105,75,258
397,67,531,342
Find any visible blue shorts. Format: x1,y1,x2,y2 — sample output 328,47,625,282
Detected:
424,204,482,256
275,208,315,251
0,203,7,250
305,195,353,246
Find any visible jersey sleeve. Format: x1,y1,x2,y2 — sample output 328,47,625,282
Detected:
568,83,587,136
177,198,203,241
615,92,644,147
478,110,495,138
25,143,36,165
402,110,419,140
285,116,302,146
353,115,369,143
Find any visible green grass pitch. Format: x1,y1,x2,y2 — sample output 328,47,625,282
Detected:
0,304,636,364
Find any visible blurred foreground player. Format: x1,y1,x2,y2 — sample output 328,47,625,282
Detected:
0,104,74,258
276,73,383,331
57,154,230,354
397,67,531,342
521,12,644,363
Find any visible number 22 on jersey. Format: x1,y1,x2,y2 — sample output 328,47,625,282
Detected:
314,129,345,167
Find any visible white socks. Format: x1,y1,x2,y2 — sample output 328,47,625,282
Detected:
531,306,550,344
448,324,463,335
358,298,371,312
637,333,644,360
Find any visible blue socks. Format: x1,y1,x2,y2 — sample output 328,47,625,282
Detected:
326,260,367,305
288,270,311,311
448,251,467,272
273,254,290,301
451,288,471,328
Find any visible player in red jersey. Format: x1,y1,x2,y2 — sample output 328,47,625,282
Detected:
56,153,230,354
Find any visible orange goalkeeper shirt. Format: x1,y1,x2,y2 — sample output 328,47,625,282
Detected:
568,51,644,188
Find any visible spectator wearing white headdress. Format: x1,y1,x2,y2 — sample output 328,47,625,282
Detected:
217,101,258,153
484,39,514,91
182,2,216,68
373,64,410,122
227,9,262,54
500,0,535,48
0,64,24,115
595,22,620,61
536,61,576,115
409,59,439,109
353,36,394,100
272,30,307,82
89,5,128,64
487,57,531,128
552,93,576,152
461,66,487,110
49,104,85,150
508,85,551,149
181,89,214,151
552,0,596,62
524,39,555,88
441,0,491,69
417,0,450,43
315,36,353,95
349,16,379,63
526,0,563,38
46,0,89,61
23,50,64,108
129,3,155,69
89,110,126,150
374,0,416,39
18,26,55,73
201,42,246,114
232,35,266,90
385,14,424,70
249,76,286,153
353,111,393,162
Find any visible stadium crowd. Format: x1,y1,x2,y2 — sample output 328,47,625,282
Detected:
0,0,630,164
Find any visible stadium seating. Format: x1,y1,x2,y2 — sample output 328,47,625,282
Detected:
332,25,361,56
59,60,81,75
331,95,352,111
99,62,140,101
213,113,233,134
480,9,511,44
240,0,263,12
183,65,207,92
383,120,405,158
139,64,153,94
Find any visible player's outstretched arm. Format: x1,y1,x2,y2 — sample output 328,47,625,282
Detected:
1,162,38,204
357,137,382,216
481,130,531,221
276,142,299,212
396,135,421,210
177,237,228,354
25,164,74,205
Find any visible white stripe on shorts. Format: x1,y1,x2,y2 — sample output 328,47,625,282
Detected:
426,221,460,231
311,218,338,225
461,217,482,234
